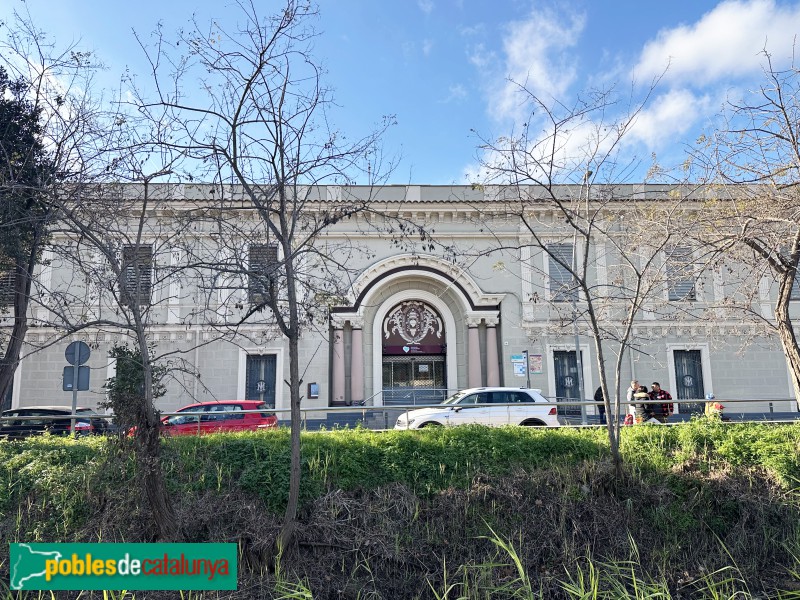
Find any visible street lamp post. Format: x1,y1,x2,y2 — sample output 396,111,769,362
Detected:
522,349,531,389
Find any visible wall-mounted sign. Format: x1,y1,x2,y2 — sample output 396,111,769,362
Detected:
529,354,543,374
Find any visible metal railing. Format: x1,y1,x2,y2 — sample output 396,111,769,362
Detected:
1,397,797,436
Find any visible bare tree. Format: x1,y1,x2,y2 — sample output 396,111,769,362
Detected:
130,0,395,549
470,82,696,473
691,52,800,408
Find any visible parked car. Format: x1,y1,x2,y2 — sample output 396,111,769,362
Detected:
394,387,560,429
159,400,278,436
0,406,112,440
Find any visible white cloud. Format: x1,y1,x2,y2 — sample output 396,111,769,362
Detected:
476,8,586,122
634,0,800,86
439,84,467,103
626,89,714,149
418,0,434,14
422,39,434,56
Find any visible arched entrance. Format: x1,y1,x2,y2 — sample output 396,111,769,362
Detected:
329,254,504,407
381,300,447,405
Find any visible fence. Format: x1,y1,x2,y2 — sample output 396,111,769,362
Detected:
0,396,797,435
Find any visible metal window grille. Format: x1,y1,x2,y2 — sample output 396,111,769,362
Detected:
666,246,696,301
248,244,279,304
245,354,277,408
548,243,577,302
0,271,15,307
121,245,153,306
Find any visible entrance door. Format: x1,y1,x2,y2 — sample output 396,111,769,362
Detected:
674,349,705,414
554,351,583,417
245,355,277,408
382,355,446,405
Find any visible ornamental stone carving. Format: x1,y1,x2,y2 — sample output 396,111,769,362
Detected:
383,301,443,344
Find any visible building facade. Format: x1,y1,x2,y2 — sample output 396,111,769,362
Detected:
2,184,798,417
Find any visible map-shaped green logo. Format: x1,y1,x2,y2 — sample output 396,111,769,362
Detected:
10,544,63,590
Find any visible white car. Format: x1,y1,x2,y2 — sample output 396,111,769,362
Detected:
394,387,560,429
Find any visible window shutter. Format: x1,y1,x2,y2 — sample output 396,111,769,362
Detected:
121,245,153,306
548,243,576,302
666,246,696,301
0,270,15,307
248,244,278,304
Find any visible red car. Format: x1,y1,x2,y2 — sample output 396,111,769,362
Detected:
160,400,278,436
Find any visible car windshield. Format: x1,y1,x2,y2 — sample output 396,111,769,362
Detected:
165,407,201,426
441,391,468,405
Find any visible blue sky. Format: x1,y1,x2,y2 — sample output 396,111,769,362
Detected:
3,0,800,184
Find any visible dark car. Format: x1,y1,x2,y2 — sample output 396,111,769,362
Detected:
0,406,112,440
159,400,278,436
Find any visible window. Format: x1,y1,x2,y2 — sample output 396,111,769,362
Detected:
248,244,279,304
666,246,696,301
121,245,153,306
245,354,277,408
201,404,244,421
547,243,577,302
0,270,15,307
791,274,800,300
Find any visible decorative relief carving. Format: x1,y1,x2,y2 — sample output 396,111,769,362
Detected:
384,301,443,344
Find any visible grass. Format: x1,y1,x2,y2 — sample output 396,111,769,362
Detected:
0,420,798,598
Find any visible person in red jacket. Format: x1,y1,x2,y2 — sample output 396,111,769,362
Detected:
649,382,674,423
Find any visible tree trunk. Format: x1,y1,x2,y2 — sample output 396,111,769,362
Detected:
135,416,178,541
278,240,303,553
133,329,178,541
775,275,800,411
0,249,37,405
585,306,623,477
278,330,302,553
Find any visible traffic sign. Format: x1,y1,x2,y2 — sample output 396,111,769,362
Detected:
63,366,90,391
65,341,91,366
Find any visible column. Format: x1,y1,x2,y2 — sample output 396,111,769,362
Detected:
332,327,345,404
485,317,500,386
467,317,482,388
350,323,364,405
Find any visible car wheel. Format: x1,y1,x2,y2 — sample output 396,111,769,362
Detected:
420,421,442,428
520,419,545,427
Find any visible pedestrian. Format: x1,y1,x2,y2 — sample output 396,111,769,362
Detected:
594,386,607,425
649,382,674,424
633,384,652,424
625,380,639,422
704,393,725,420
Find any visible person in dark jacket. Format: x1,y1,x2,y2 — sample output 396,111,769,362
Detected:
594,386,607,425
633,385,652,424
649,382,674,423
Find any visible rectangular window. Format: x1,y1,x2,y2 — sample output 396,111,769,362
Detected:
121,245,153,306
0,270,15,307
248,244,279,304
791,274,800,300
666,246,696,301
547,243,576,302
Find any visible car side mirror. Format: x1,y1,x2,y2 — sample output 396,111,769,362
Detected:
453,406,462,413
